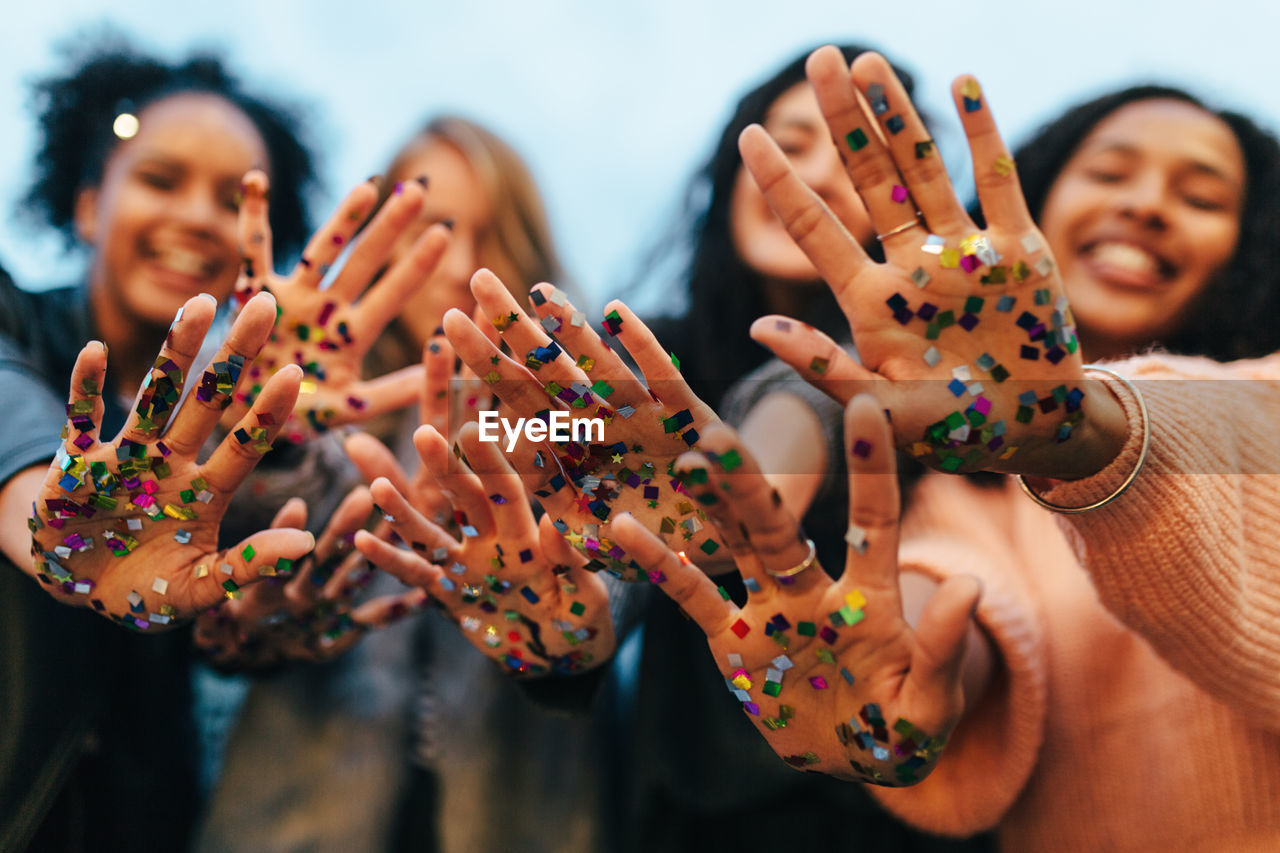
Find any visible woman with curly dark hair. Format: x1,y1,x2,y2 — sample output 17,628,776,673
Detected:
1002,84,1280,363
0,35,319,851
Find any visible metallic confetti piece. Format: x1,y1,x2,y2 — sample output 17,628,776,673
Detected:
845,524,868,553
910,266,930,288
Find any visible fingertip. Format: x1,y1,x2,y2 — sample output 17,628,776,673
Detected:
241,169,269,193
247,288,277,312
738,123,767,150
278,363,304,381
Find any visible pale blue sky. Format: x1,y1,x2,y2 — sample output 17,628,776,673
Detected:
5,0,1279,310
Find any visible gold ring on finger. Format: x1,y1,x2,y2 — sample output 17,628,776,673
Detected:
764,538,818,580
875,220,920,241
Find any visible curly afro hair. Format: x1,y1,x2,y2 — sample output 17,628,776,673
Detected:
22,31,319,260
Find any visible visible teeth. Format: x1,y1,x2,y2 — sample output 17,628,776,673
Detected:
157,248,208,277
1090,242,1159,275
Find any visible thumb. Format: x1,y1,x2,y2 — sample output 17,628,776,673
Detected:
748,315,878,406
906,574,982,706
213,527,316,601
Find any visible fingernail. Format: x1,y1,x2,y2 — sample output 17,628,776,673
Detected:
199,292,218,306
304,531,316,550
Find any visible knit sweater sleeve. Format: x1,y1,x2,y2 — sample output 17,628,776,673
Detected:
1041,351,1280,731
869,476,1047,835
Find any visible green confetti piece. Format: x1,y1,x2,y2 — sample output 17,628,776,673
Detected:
569,601,586,616
240,544,255,563
797,621,816,636
846,128,869,151
700,539,720,556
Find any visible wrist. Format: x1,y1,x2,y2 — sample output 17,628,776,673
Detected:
990,373,1129,480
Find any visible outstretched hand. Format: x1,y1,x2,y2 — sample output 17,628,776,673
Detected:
610,395,980,785
225,171,450,441
443,272,725,580
194,486,426,667
28,292,315,628
354,422,614,676
741,48,1125,479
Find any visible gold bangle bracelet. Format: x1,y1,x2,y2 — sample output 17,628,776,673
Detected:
1016,364,1149,514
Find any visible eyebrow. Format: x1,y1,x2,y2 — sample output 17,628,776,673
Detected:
1087,141,1242,189
765,115,819,133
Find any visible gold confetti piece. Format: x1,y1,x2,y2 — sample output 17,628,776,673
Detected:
961,79,982,100
993,155,1014,177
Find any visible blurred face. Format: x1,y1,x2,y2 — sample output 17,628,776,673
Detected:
75,93,268,327
730,82,872,283
1040,99,1244,355
388,138,493,336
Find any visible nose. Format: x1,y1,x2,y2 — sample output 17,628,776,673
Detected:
1115,170,1170,229
171,185,225,238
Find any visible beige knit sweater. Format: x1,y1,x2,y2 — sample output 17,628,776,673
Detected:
874,352,1280,851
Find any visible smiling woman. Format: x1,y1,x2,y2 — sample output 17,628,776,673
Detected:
0,38,318,850
1007,84,1280,362
21,39,317,389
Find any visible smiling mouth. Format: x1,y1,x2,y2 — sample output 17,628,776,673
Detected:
1079,240,1177,284
143,246,223,281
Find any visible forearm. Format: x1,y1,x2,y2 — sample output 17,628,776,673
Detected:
1040,356,1280,727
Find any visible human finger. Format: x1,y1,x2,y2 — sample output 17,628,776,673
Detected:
748,315,879,406
327,178,424,301
343,363,426,421
524,283,651,412
850,52,972,235
469,272,599,405
457,424,540,544
369,474,462,564
674,424,813,593
63,341,108,455
290,179,381,289
443,307,559,419
804,46,925,251
905,574,982,726
414,424,495,539
837,394,902,593
236,170,273,294
609,513,737,635
115,293,217,444
739,124,870,297
600,298,714,419
345,431,414,496
354,529,445,592
419,331,453,435
163,290,278,455
349,223,450,345
951,75,1035,233
200,364,302,493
